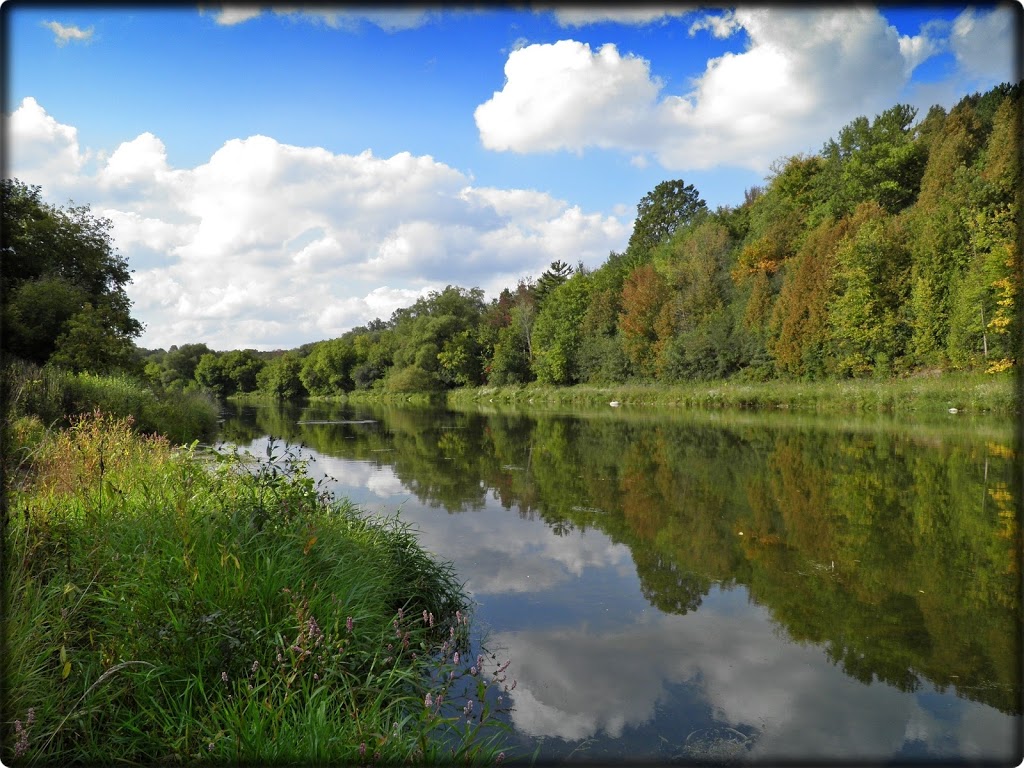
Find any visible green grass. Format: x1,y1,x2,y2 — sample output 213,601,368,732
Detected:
447,371,1018,415
4,413,515,765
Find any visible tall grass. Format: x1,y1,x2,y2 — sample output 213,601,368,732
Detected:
4,413,515,765
3,361,220,444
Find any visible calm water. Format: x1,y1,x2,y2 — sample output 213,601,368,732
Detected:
219,400,1022,764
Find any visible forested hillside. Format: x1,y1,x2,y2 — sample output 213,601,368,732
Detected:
5,83,1019,398
237,82,1020,398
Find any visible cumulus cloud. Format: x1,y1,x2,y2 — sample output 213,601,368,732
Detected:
4,98,627,351
949,6,1018,83
42,20,94,46
6,96,89,189
474,40,664,154
477,6,1017,173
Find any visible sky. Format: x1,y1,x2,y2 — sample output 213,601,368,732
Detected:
3,3,1020,351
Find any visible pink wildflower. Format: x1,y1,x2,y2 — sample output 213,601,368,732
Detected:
425,692,433,707
346,616,354,632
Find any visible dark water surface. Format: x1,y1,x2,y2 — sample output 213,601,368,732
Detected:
219,400,1021,764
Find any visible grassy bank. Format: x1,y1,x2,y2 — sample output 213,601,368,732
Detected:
4,413,514,765
4,362,221,446
447,371,1019,416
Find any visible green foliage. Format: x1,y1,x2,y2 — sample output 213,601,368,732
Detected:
1,179,142,370
257,352,307,399
626,179,708,260
531,273,593,385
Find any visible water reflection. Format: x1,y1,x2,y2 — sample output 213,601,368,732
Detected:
220,401,1021,763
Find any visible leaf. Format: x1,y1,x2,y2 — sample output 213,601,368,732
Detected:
304,535,318,555
60,645,67,664
62,660,72,679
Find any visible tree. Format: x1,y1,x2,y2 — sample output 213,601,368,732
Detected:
1,179,142,367
195,353,231,397
531,274,593,385
257,352,306,399
618,265,670,378
165,343,214,383
626,180,708,260
534,261,573,307
817,105,927,217
49,302,140,374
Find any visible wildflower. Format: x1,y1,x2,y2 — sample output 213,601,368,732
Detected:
425,692,433,708
251,660,260,673
453,651,459,665
221,671,229,684
208,743,215,752
464,699,474,716
456,610,462,624
398,608,404,620
346,616,354,632
477,653,485,669
276,651,283,664
422,610,429,624
308,616,323,644
496,752,506,765
26,709,35,727
14,720,28,758
313,673,319,682
359,742,367,757
470,666,477,676
429,612,434,628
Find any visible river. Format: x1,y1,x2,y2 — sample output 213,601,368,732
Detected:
218,399,1021,764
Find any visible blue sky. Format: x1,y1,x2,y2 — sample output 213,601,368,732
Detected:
4,4,1019,350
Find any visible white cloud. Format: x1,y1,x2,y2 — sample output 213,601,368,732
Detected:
475,40,664,154
6,96,88,189
4,98,628,351
41,20,94,46
203,5,434,31
204,5,264,25
688,11,740,39
477,7,996,173
949,6,1018,83
551,6,694,28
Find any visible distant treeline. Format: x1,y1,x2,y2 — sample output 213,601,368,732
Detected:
5,83,1019,400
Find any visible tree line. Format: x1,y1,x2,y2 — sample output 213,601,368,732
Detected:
2,82,1018,397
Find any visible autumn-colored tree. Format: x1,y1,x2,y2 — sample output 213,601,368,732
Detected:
769,216,851,378
618,264,670,378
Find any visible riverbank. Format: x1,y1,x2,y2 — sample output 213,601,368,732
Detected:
446,371,1019,415
4,412,512,765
